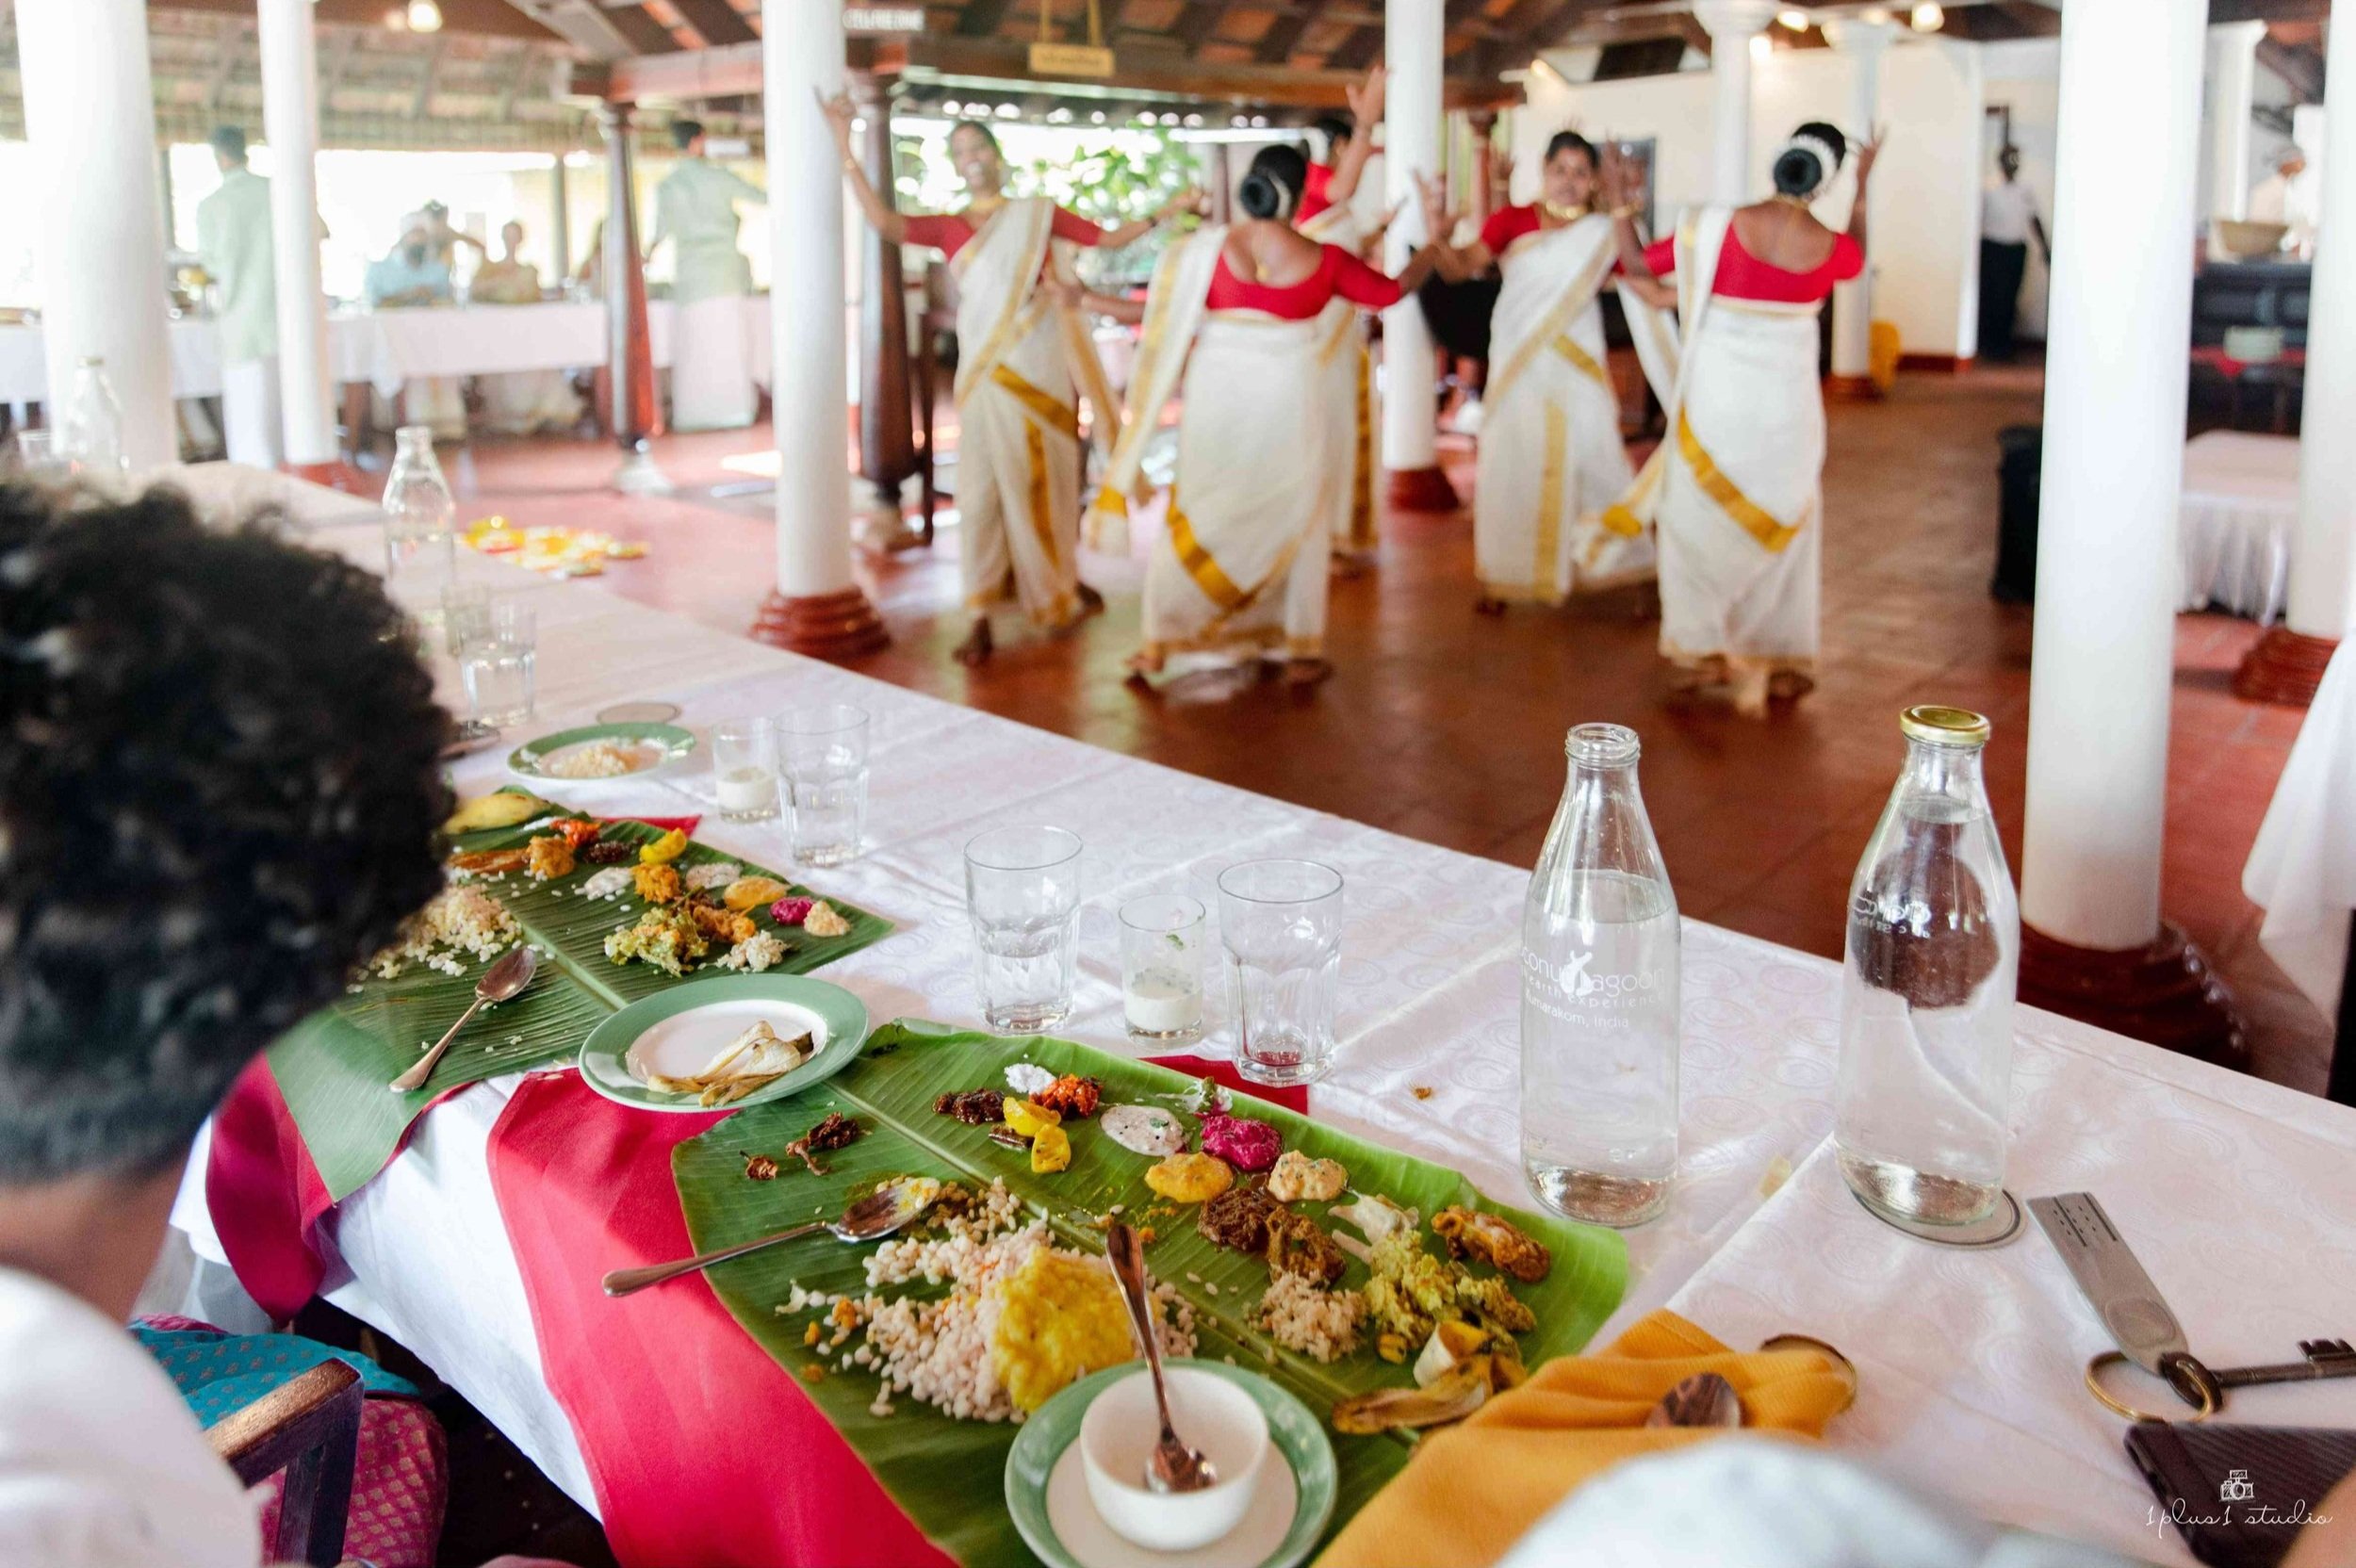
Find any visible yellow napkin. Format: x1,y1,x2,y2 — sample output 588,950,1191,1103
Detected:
1316,1311,1857,1568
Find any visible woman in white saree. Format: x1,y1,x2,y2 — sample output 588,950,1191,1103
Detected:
823,100,1192,665
1091,148,1441,687
1296,71,1386,573
1420,132,1645,612
1602,123,1878,715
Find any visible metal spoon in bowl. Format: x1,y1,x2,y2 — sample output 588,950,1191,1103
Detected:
390,945,538,1093
601,1178,941,1298
1104,1222,1218,1494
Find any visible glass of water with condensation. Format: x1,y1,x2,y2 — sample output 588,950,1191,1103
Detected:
964,825,1083,1033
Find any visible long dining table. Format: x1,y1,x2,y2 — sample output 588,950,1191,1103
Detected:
168,469,2356,1567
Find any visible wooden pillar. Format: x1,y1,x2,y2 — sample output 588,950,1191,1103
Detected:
599,103,670,493
853,71,919,543
549,152,572,283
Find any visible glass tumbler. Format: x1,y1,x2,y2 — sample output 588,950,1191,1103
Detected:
1219,859,1344,1086
964,825,1083,1033
1121,894,1207,1046
712,718,779,823
440,584,493,658
777,704,869,866
458,602,535,728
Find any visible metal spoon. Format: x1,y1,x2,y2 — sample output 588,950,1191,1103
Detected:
1644,1370,1742,1429
601,1178,941,1298
1104,1222,1218,1494
390,945,538,1093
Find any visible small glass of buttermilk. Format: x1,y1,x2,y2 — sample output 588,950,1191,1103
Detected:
711,717,779,823
1120,893,1207,1047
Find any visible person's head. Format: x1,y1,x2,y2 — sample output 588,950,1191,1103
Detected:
948,119,1006,196
2277,145,2308,179
1541,130,1598,210
401,222,432,267
1312,114,1353,170
1239,143,1310,222
501,220,526,259
1997,144,2021,180
208,124,248,173
1772,121,1847,200
673,118,706,155
0,483,450,1305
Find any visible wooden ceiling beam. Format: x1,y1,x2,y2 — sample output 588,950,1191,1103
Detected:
665,0,756,47
957,0,1021,36
1253,0,1333,61
2208,0,2330,22
1326,17,1383,71
149,0,565,43
600,29,1517,107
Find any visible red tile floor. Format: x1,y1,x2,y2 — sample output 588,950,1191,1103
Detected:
423,362,2332,1095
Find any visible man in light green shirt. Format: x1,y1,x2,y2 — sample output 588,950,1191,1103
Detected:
646,119,765,430
195,126,281,466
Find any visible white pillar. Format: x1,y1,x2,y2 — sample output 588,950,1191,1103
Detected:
2021,0,2205,952
256,0,336,469
763,0,857,599
1382,0,1445,489
1823,19,1896,386
2284,0,2356,641
1694,1,1777,206
2205,21,2268,221
19,0,173,467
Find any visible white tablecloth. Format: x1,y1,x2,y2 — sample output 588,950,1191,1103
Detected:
2180,430,2299,623
0,300,776,405
168,471,2356,1567
2245,639,2356,1021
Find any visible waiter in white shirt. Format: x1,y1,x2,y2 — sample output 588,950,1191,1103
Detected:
1978,144,2048,364
2250,144,2321,260
194,126,280,467
646,119,765,432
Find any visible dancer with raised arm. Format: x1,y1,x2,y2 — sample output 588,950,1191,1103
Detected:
1602,123,1879,716
822,96,1194,666
1420,130,1644,614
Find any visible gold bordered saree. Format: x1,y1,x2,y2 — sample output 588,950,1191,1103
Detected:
1474,213,1645,604
1614,205,1825,679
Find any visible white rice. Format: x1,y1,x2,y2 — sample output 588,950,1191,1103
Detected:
1252,1272,1365,1364
542,741,645,779
367,884,517,979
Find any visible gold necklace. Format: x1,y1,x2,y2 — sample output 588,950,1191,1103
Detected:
1540,200,1589,223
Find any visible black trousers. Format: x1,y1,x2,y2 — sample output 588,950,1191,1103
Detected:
1979,238,2029,362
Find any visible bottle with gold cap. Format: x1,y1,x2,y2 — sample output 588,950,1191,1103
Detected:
1833,705,2019,1228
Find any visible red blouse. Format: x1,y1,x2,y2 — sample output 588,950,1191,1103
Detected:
1641,225,1862,304
1479,204,1544,255
1296,162,1336,224
1203,244,1403,319
900,204,1106,261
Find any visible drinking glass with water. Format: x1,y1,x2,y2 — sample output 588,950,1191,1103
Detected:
964,825,1083,1033
1219,859,1344,1087
1519,723,1680,1228
457,601,535,729
1834,707,2018,1229
777,705,869,866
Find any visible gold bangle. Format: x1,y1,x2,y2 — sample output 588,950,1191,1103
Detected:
2084,1351,2217,1424
1610,204,1641,220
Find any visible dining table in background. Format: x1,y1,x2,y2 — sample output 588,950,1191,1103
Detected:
163,466,2356,1567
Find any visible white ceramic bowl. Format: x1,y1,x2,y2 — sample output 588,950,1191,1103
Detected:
1078,1364,1268,1553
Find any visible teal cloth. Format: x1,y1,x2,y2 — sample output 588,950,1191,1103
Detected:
133,1320,418,1430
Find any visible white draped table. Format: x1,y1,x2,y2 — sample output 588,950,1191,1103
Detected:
169,478,2356,1568
2179,430,2300,623
2244,639,2356,1085
0,299,774,405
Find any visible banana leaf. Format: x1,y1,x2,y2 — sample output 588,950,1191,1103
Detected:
673,1019,1629,1566
270,794,893,1200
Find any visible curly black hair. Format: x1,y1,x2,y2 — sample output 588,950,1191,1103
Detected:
0,483,452,1184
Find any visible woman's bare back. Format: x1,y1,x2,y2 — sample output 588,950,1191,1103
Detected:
1730,201,1840,274
1221,219,1324,288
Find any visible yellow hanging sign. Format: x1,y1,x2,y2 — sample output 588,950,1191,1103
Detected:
1031,0,1114,78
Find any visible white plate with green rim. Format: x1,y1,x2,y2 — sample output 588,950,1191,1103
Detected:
576,974,870,1113
508,722,695,782
1005,1361,1336,1568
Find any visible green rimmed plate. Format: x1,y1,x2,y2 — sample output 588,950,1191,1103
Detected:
1006,1361,1337,1568
577,973,870,1114
508,721,695,781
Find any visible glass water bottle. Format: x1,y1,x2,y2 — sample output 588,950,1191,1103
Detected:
1834,706,2020,1228
381,425,458,622
1519,723,1680,1227
62,356,127,479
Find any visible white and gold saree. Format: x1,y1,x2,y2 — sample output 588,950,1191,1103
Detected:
1095,226,1341,663
1615,205,1824,681
950,197,1120,629
1474,213,1644,604
1299,204,1378,558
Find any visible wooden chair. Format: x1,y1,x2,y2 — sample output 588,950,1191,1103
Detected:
205,1358,365,1568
